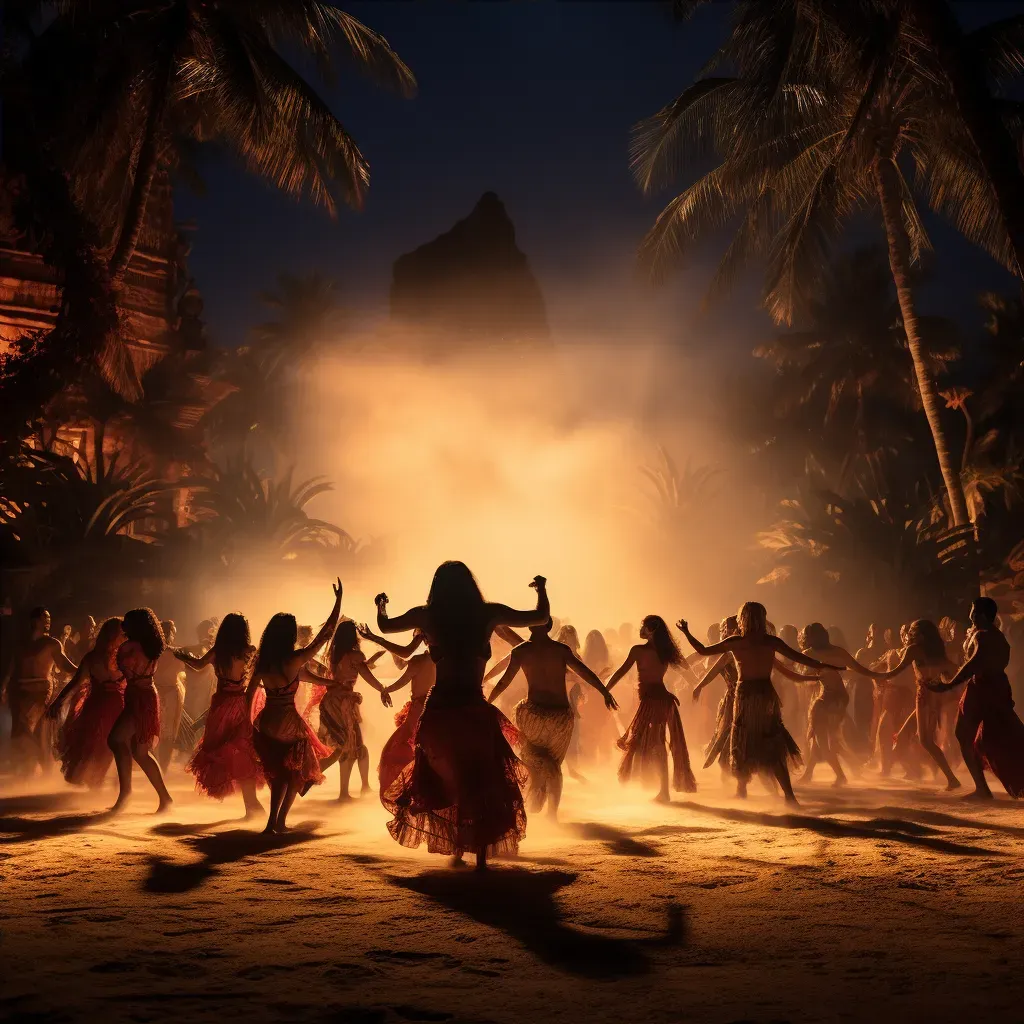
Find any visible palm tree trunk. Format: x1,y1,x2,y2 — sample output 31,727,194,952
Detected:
109,51,176,286
909,1,1024,284
872,154,971,527
960,406,974,474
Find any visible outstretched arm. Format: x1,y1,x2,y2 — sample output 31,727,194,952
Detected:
769,636,844,672
676,620,735,658
692,654,729,700
299,665,332,685
375,593,428,634
357,660,393,706
293,579,344,665
487,646,524,704
488,576,550,630
567,651,618,710
929,651,980,692
484,654,512,682
773,658,816,683
173,647,215,672
47,655,90,717
357,623,423,658
50,639,77,676
606,647,638,692
386,662,416,696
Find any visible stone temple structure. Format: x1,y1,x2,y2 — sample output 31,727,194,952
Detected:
390,191,549,347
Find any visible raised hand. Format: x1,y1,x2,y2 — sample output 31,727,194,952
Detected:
333,577,343,600
676,619,688,633
380,689,393,708
356,623,374,640
529,575,547,590
604,692,618,711
375,593,389,610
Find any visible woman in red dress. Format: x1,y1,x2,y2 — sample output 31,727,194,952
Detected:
377,562,549,870
48,617,125,788
608,614,697,803
108,608,173,812
247,581,342,834
926,597,1024,799
174,613,265,817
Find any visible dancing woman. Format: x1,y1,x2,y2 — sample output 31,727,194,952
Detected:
679,602,840,805
884,620,962,791
797,623,896,786
377,640,436,796
692,616,740,779
247,581,342,834
303,620,392,801
48,617,125,788
377,562,549,870
154,621,185,772
608,615,696,803
109,609,173,813
925,598,1024,799
174,614,265,816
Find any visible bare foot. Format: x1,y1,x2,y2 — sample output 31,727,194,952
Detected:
110,794,131,813
832,776,847,788
155,797,173,815
653,791,670,805
449,854,466,868
244,804,265,820
945,777,962,791
336,793,352,803
785,794,800,807
963,789,994,801
360,785,372,797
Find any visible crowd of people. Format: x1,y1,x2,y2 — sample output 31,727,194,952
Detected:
1,561,1023,871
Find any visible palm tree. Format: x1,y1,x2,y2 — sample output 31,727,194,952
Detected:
756,245,959,483
632,2,1024,527
638,446,721,529
9,2,416,284
253,272,345,370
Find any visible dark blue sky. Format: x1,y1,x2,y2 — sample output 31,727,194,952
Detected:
175,1,1022,349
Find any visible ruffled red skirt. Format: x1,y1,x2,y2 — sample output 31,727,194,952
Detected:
961,675,1024,798
188,690,265,799
56,680,125,788
382,695,527,857
618,686,697,792
125,682,160,748
253,709,331,791
378,694,427,796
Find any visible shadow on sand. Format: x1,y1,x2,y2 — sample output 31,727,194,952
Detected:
564,821,663,858
389,867,686,978
672,801,1005,857
143,826,324,894
0,804,115,844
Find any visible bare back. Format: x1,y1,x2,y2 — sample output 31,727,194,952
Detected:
633,644,669,687
724,635,786,681
407,653,436,699
14,637,63,682
518,638,574,708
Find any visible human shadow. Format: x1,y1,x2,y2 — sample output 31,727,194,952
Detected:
389,867,686,978
671,801,1004,857
563,821,662,858
0,791,89,815
0,809,114,844
826,803,1024,839
149,818,247,838
143,827,323,894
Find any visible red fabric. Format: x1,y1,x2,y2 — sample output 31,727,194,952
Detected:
618,683,697,792
378,694,427,795
124,683,160,748
187,688,265,799
960,675,1024,798
56,679,125,788
252,718,331,790
381,697,526,857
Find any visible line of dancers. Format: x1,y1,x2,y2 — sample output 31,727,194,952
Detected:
2,563,1023,871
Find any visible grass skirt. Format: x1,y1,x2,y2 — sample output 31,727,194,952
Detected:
704,682,736,770
124,682,160,748
316,690,363,761
254,706,331,791
378,694,427,796
961,674,1024,797
56,680,125,788
808,687,849,747
618,684,697,792
188,690,265,799
514,699,575,812
730,678,801,781
382,693,527,857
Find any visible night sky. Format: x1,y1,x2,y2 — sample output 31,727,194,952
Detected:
175,1,1022,350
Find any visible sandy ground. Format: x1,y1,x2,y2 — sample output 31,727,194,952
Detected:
3,762,1024,1024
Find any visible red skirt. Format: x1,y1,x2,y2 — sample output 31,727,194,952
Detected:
125,682,160,748
56,680,125,788
378,694,427,796
618,687,697,792
961,676,1024,798
382,697,527,857
188,690,265,799
253,710,331,791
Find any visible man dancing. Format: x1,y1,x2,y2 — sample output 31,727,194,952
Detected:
488,619,617,818
1,607,77,775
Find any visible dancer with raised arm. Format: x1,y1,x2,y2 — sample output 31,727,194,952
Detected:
488,620,617,818
608,615,696,803
378,563,549,871
247,581,342,834
2,607,77,776
797,623,899,787
377,638,435,795
885,620,962,791
109,609,173,813
692,616,739,781
303,620,392,801
49,617,125,788
923,599,1024,798
154,621,185,772
679,602,840,805
174,614,265,816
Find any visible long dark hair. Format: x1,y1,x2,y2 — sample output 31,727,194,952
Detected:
256,613,297,676
329,620,359,670
908,619,946,662
642,614,682,666
800,622,830,651
425,560,487,653
122,608,164,661
556,624,580,655
213,613,251,674
583,629,609,672
93,617,123,658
